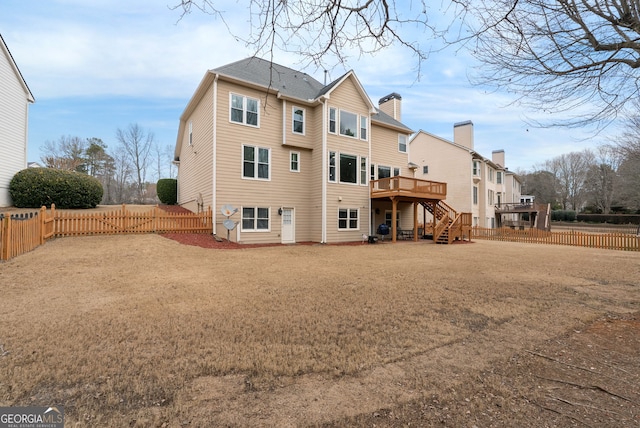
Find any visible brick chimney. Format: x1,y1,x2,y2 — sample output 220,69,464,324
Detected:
378,93,402,121
453,120,474,150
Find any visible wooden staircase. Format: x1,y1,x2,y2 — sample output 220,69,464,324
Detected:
420,200,472,244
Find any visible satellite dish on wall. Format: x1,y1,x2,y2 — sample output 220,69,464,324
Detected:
221,204,238,217
223,219,237,230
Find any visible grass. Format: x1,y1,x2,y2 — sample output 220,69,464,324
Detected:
1,234,639,426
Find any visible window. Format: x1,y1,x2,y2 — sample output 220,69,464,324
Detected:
293,107,304,134
473,186,478,205
338,208,359,230
393,167,400,177
360,157,367,185
243,145,270,179
497,171,503,184
188,121,193,146
398,134,407,153
488,190,494,205
329,107,337,133
488,168,494,182
370,164,375,181
423,165,429,174
290,151,300,172
473,161,480,176
339,110,357,137
339,154,358,184
230,94,259,126
385,211,400,228
378,165,391,179
360,116,368,140
242,207,269,231
329,151,336,182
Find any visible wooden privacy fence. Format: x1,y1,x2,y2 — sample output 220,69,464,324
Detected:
1,205,213,261
473,227,640,252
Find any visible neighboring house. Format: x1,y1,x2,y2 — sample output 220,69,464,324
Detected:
174,57,461,244
0,33,34,207
409,121,523,229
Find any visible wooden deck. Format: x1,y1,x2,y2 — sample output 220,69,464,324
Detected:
370,177,447,201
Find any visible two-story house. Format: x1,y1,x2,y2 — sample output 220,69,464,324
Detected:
174,57,450,244
409,121,522,229
0,33,35,207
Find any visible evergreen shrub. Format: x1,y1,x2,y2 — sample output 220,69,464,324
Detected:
156,178,177,205
9,168,103,208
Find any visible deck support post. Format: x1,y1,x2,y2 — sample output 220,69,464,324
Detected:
413,202,418,242
391,197,397,243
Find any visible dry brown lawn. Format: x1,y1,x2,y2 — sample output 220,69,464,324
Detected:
0,235,639,427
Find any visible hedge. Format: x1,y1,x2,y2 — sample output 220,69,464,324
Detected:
156,178,177,205
9,168,103,209
576,214,640,225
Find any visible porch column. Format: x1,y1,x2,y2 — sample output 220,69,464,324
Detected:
413,202,419,242
391,197,397,243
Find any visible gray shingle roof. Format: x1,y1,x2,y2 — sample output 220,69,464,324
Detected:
213,57,412,132
213,57,325,101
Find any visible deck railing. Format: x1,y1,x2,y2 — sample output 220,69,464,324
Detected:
371,176,447,199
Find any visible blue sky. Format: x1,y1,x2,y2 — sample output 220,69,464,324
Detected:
1,0,615,174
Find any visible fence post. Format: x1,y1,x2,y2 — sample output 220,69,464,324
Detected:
2,215,11,260
39,206,46,245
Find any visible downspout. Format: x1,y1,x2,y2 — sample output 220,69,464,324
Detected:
212,73,219,236
282,99,287,145
368,117,372,235
321,97,327,243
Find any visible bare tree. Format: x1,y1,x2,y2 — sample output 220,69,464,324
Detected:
583,146,621,213
520,168,560,207
116,124,154,203
172,0,438,71
41,135,88,172
545,150,594,211
614,104,640,211
468,0,640,129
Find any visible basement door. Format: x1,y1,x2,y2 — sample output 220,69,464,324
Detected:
281,208,295,243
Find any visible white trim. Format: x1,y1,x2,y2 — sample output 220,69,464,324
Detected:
229,92,260,127
212,75,218,236
337,208,360,231
322,100,328,243
289,150,300,172
241,144,271,181
240,206,271,232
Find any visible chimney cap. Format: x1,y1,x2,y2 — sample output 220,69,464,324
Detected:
379,92,402,104
453,120,473,128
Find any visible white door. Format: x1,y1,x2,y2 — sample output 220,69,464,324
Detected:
281,208,295,243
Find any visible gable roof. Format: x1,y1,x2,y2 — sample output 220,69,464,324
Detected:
0,33,35,103
214,57,325,102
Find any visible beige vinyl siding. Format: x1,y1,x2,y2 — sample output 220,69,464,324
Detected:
215,80,321,244
324,77,372,242
177,84,214,213
410,132,473,213
0,45,29,206
285,102,318,150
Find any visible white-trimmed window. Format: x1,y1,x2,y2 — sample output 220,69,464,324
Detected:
242,207,270,231
423,165,429,174
243,145,270,180
188,121,193,146
488,167,494,182
377,165,391,179
473,186,478,205
339,110,358,137
488,190,494,205
290,151,300,172
338,208,359,230
398,134,407,153
497,171,503,184
385,211,400,228
329,107,337,133
370,164,376,181
230,93,259,126
473,161,481,176
292,106,305,134
393,167,400,177
360,157,367,185
329,151,336,182
360,116,368,140
339,154,358,184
